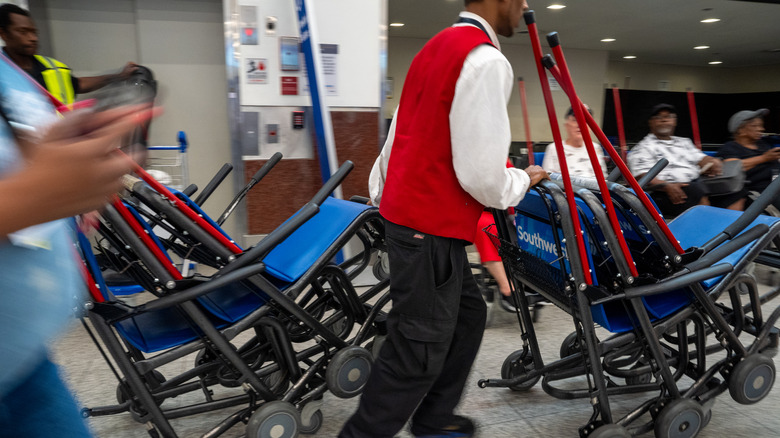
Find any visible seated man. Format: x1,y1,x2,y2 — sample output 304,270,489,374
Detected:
628,103,744,217
542,106,608,178
716,108,780,212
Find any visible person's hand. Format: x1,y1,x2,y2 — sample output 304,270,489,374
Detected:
763,147,780,163
18,105,159,221
703,158,723,176
524,165,550,187
663,182,688,204
119,62,139,79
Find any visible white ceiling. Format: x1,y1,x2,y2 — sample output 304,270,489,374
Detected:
388,0,780,67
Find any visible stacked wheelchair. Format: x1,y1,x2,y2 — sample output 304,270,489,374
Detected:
77,155,389,438
477,10,780,438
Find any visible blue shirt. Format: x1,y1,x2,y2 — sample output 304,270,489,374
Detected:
0,54,84,396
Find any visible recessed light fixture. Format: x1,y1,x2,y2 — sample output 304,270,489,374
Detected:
708,61,723,65
547,4,566,10
623,55,637,59
694,45,710,50
701,18,721,23
601,38,616,42
389,22,404,27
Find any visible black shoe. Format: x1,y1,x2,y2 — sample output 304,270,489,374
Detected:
411,415,476,437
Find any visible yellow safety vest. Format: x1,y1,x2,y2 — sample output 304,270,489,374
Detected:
34,55,75,106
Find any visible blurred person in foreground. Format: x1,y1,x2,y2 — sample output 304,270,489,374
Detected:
0,50,156,437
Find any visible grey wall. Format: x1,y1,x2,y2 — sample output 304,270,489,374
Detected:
39,0,237,237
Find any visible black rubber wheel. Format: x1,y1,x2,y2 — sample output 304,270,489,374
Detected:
299,409,323,435
653,398,704,438
588,423,631,438
560,331,581,359
372,251,390,281
501,349,541,391
626,362,653,386
326,346,373,398
246,401,300,438
116,370,165,404
728,354,776,405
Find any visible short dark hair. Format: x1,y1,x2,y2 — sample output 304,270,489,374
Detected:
465,0,483,5
0,3,30,31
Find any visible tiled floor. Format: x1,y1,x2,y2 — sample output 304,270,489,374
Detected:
53,264,780,438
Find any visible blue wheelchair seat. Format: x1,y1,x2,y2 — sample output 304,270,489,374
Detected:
195,197,374,323
669,205,780,289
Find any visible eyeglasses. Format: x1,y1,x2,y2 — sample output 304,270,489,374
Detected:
651,114,677,121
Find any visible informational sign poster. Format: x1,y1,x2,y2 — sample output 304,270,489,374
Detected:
320,44,338,96
246,58,268,84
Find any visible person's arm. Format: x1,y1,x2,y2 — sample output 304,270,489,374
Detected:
0,105,155,236
737,147,780,171
368,108,397,207
541,142,559,173
697,155,723,176
451,46,544,210
77,62,138,94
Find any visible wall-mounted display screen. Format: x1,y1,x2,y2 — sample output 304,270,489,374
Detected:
280,36,300,71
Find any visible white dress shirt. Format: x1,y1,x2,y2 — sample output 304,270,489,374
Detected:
369,12,531,210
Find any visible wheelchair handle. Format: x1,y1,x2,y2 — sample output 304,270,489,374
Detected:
684,224,769,273
312,160,354,206
216,152,283,226
523,10,535,25
194,163,233,206
637,158,669,190
701,174,780,252
607,166,622,182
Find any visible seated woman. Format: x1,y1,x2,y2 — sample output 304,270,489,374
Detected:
542,106,608,178
716,109,780,212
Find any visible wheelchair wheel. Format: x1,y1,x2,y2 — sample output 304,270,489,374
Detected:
299,409,323,435
559,331,581,359
501,349,541,391
728,354,775,405
326,346,373,398
246,401,300,438
653,398,703,438
589,423,631,437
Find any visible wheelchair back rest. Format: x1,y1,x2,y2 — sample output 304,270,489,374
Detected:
173,189,241,251
263,197,374,284
514,190,599,286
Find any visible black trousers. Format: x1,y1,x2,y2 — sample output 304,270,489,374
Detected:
651,178,745,218
339,220,487,438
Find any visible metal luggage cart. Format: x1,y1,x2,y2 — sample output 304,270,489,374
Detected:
145,131,189,191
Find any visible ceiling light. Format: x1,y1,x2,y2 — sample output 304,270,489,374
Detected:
601,38,616,42
547,4,566,10
623,55,637,59
701,18,721,23
708,61,723,65
389,22,404,27
694,45,710,50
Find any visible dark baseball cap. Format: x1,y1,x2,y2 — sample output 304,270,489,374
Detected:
649,103,677,119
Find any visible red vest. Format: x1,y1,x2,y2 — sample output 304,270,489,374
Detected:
380,26,494,242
